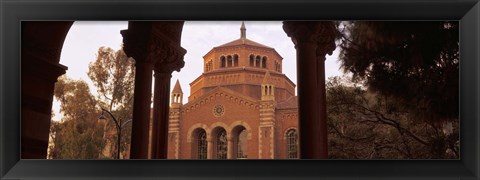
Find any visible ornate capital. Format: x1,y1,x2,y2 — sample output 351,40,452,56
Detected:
152,40,186,74
121,29,150,63
283,21,337,57
283,21,323,45
122,28,187,74
315,22,337,58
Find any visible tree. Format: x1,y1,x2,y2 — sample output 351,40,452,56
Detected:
87,47,135,159
337,21,459,125
326,76,459,159
50,76,105,159
49,47,135,159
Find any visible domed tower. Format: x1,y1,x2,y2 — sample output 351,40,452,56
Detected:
188,22,295,102
167,22,300,160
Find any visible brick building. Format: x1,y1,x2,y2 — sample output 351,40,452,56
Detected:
166,22,299,159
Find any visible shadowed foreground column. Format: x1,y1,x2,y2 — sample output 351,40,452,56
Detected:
121,22,155,159
151,41,186,159
315,23,337,158
283,21,336,159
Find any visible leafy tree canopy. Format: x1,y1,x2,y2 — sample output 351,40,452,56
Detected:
49,47,135,159
337,21,459,122
50,76,104,159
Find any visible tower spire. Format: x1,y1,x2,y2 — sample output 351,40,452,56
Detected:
240,21,246,39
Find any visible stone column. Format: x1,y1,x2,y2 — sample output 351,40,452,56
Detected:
207,136,213,159
315,22,337,158
121,26,154,159
129,60,153,159
227,136,233,159
150,40,186,159
151,72,171,159
283,21,336,159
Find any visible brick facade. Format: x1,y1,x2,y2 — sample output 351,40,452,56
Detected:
166,23,299,159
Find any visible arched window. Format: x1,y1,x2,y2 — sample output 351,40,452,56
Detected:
262,56,267,68
196,130,207,159
215,129,228,159
249,55,254,67
227,55,233,67
236,128,248,159
286,129,298,159
255,56,261,67
192,129,207,159
221,56,226,68
234,54,239,67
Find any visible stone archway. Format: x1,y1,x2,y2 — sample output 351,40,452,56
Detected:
21,21,74,159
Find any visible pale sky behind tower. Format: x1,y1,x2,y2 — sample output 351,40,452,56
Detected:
53,21,344,121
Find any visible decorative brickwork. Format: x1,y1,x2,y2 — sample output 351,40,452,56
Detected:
165,23,299,159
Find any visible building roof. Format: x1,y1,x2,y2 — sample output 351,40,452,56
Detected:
172,79,183,94
215,38,273,49
215,22,273,49
276,96,298,109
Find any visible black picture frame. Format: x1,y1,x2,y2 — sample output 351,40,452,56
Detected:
1,0,479,179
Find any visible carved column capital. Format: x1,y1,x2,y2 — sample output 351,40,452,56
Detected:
121,30,150,63
283,21,323,45
315,22,338,59
152,41,186,74
283,21,337,57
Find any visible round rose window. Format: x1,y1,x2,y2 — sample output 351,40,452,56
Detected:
213,104,225,117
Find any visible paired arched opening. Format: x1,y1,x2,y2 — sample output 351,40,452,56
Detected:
262,85,274,96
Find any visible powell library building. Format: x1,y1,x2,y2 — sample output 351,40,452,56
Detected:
164,23,300,159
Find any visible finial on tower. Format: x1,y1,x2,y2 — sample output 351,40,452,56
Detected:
240,21,246,39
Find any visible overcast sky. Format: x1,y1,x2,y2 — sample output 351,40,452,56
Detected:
53,21,343,121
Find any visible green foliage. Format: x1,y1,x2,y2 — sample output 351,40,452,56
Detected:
49,47,135,159
337,21,459,123
326,76,459,159
88,47,135,114
88,47,135,159
49,76,105,159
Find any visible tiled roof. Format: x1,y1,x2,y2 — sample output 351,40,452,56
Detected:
172,79,183,93
276,96,298,109
215,38,273,49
